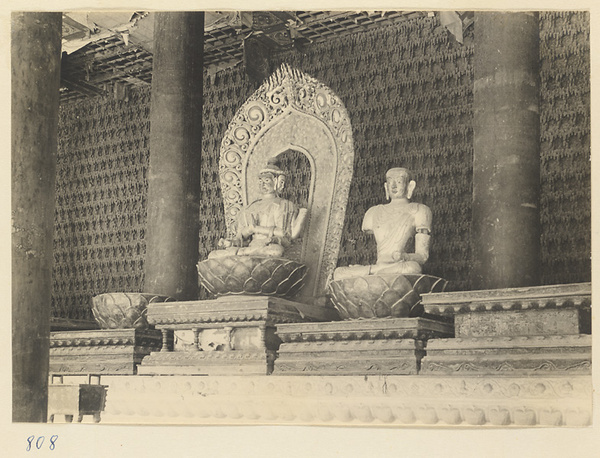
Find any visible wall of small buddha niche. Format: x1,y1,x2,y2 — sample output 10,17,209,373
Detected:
53,12,590,320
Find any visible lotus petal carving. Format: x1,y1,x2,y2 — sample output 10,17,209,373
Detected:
92,293,174,330
197,256,307,298
328,274,447,320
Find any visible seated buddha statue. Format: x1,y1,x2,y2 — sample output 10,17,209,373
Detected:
333,167,432,280
208,158,307,259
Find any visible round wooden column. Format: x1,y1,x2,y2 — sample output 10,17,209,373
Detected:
11,12,62,422
472,12,541,290
145,12,204,300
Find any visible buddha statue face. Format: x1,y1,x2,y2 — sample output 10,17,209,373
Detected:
385,168,416,201
258,171,285,196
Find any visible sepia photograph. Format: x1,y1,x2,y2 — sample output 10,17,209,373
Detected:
7,2,598,456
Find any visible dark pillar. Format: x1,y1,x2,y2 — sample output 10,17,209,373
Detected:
472,12,541,290
144,13,204,300
12,12,62,422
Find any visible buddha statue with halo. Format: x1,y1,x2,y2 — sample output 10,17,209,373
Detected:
333,167,432,280
208,158,307,259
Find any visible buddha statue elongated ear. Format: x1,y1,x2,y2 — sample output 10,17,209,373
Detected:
276,175,286,193
406,180,417,200
384,182,390,201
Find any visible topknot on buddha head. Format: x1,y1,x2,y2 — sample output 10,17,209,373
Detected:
259,158,287,194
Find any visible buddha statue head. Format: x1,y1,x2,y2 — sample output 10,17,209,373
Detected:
258,158,286,197
384,167,416,202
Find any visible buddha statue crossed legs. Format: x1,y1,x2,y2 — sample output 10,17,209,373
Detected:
333,167,431,280
208,159,307,259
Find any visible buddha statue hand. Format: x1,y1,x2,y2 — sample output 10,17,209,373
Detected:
217,238,232,249
392,251,410,262
239,220,256,238
217,237,245,249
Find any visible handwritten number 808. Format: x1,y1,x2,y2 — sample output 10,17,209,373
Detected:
26,435,58,451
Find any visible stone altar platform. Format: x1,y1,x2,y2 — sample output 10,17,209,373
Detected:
61,374,590,426
46,282,593,427
420,283,592,375
274,317,453,375
138,296,339,375
50,329,163,375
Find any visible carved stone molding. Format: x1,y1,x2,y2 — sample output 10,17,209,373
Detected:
274,339,425,375
94,374,592,426
276,317,453,343
426,334,591,349
51,329,162,348
138,350,276,375
422,359,591,374
147,296,339,328
422,282,591,316
49,329,162,375
218,63,354,301
421,334,592,376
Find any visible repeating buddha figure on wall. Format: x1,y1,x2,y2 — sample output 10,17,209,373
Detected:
208,158,307,259
334,167,432,280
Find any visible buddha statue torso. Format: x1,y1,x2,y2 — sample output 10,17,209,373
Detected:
365,201,431,266
236,197,298,249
